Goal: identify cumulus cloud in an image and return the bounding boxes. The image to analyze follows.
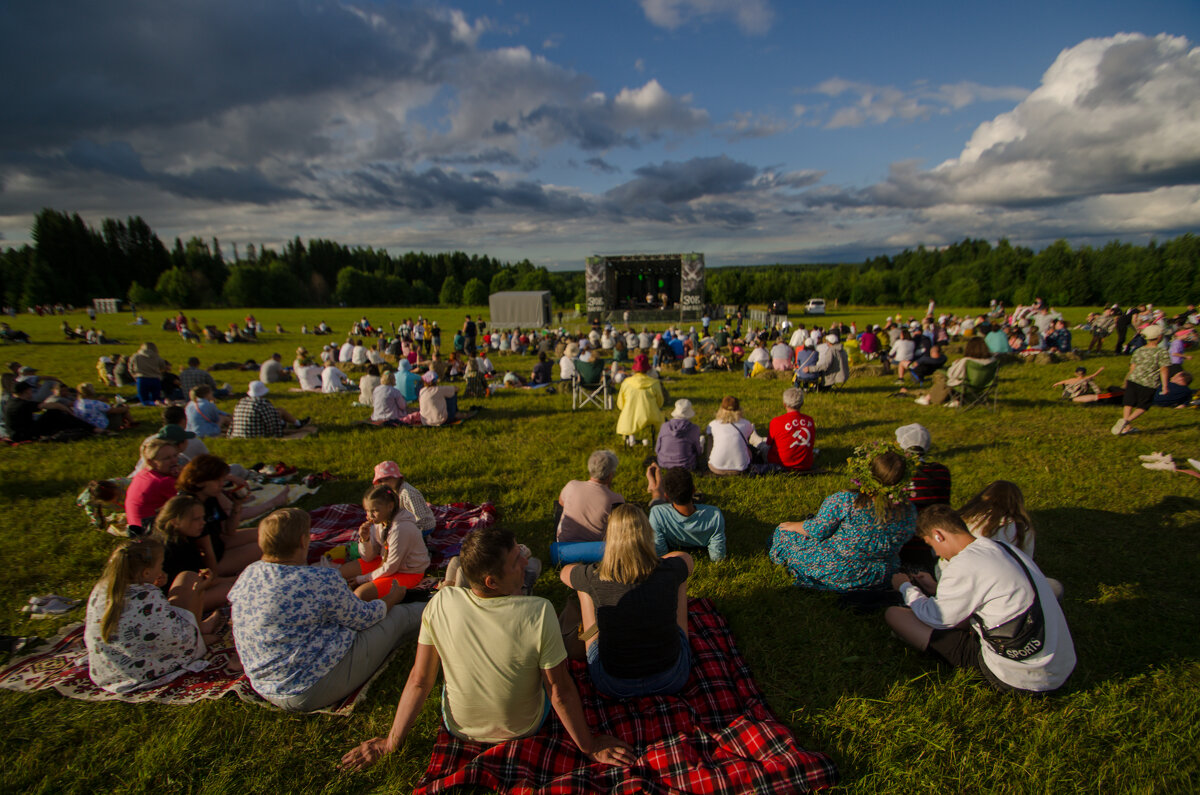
[810,77,1029,129]
[811,33,1200,211]
[639,0,773,35]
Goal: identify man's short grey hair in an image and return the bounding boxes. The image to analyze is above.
[587,449,619,481]
[782,387,804,409]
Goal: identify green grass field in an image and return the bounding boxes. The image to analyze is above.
[2,304,1198,794]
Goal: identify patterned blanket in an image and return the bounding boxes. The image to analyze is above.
[0,617,385,715]
[416,598,838,794]
[307,501,497,569]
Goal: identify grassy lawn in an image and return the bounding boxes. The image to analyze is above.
[1,304,1198,794]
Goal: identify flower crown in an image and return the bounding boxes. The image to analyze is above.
[845,440,918,504]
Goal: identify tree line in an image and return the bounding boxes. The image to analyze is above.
[1,209,1196,310]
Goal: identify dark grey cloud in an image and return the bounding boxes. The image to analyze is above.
[584,158,621,174]
[337,164,591,218]
[520,105,638,150]
[429,148,526,167]
[0,2,467,149]
[605,156,758,205]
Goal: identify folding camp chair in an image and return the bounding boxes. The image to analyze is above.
[572,358,612,410]
[954,360,999,410]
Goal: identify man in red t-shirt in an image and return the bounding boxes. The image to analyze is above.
[767,388,815,471]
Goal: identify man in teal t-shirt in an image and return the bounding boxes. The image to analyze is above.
[649,468,726,561]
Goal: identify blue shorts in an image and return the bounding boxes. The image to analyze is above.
[586,626,691,699]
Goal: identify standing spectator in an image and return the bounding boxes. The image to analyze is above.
[1113,324,1170,435]
[128,342,168,405]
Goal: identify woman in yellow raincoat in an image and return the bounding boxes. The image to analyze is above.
[616,354,665,446]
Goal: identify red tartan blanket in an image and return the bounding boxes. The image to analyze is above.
[307,501,498,569]
[416,598,838,794]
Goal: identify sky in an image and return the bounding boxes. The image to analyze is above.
[1,0,1198,269]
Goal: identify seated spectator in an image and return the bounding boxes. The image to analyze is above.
[84,537,221,694]
[560,505,694,698]
[341,525,632,770]
[896,424,950,511]
[908,344,947,384]
[889,330,916,381]
[885,505,1075,694]
[530,352,553,385]
[650,468,726,561]
[230,509,425,712]
[337,484,429,602]
[229,381,308,439]
[984,324,1012,355]
[395,359,421,402]
[769,444,917,591]
[915,337,994,406]
[74,382,131,430]
[371,461,436,533]
[154,495,239,608]
[357,364,381,406]
[952,480,1061,597]
[1154,370,1194,407]
[294,357,323,392]
[656,399,704,471]
[766,388,815,472]
[371,370,408,422]
[559,342,579,382]
[557,450,624,544]
[410,371,455,426]
[185,385,230,437]
[125,438,183,533]
[1043,319,1073,353]
[770,340,794,371]
[615,355,664,446]
[179,357,230,400]
[743,340,770,377]
[706,396,758,476]
[322,362,353,393]
[4,379,95,441]
[793,339,821,386]
[177,453,276,576]
[260,353,288,384]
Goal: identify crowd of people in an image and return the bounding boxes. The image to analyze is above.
[5,298,1196,775]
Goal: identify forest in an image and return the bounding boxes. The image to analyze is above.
[1,209,1196,310]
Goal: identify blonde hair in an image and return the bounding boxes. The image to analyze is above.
[713,395,742,425]
[597,504,659,584]
[98,538,164,642]
[258,508,310,558]
[380,370,395,386]
[140,437,177,467]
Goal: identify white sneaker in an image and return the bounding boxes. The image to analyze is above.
[914,395,930,405]
[625,435,636,447]
[1138,452,1171,462]
[946,399,961,408]
[1111,418,1127,435]
[1142,459,1176,472]
[642,439,650,446]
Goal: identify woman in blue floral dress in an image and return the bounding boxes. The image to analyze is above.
[769,443,917,591]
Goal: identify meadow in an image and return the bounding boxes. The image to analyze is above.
[1,304,1198,794]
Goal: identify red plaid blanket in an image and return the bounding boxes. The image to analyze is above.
[416,598,838,794]
[307,501,498,568]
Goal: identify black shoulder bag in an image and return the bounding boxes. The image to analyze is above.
[969,543,1046,661]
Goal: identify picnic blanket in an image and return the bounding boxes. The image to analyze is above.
[415,598,838,794]
[307,501,498,568]
[0,615,385,715]
[388,410,479,428]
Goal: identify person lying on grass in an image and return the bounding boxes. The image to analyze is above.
[85,537,223,694]
[885,504,1076,694]
[559,504,694,699]
[230,508,424,712]
[337,484,429,603]
[1053,366,1105,402]
[341,525,634,771]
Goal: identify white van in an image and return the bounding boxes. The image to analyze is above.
[805,298,826,315]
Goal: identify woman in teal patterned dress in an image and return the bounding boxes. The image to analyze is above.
[769,444,917,591]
